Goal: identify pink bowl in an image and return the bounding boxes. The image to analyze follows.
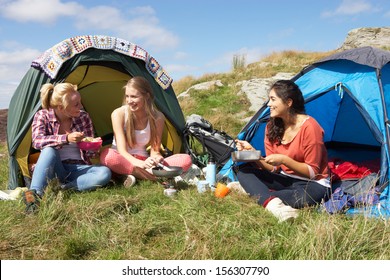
[77,138,102,151]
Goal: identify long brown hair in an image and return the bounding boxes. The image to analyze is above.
[266,80,306,145]
[123,76,160,150]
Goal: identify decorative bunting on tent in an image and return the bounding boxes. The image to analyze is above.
[92,35,115,49]
[31,35,173,89]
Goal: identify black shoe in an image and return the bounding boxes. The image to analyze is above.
[22,190,41,214]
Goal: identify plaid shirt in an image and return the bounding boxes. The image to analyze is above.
[31,108,95,163]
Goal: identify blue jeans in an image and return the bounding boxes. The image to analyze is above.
[30,147,112,196]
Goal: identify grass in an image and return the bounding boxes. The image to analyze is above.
[179,85,249,135]
[1,50,390,260]
[172,50,335,96]
[232,54,246,71]
[0,143,389,260]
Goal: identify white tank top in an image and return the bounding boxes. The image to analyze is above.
[112,106,150,157]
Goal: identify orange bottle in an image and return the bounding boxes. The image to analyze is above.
[214,182,230,198]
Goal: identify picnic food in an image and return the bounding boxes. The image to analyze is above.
[81,137,100,142]
[77,137,102,150]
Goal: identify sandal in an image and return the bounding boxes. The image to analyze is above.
[22,189,41,214]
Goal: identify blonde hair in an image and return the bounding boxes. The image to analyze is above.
[40,83,78,110]
[123,76,160,150]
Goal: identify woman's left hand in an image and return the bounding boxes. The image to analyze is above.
[144,157,157,169]
[153,154,164,164]
[264,154,285,166]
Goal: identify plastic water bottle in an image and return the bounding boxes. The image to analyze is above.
[206,154,216,191]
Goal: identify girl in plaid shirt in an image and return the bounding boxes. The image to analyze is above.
[23,83,111,213]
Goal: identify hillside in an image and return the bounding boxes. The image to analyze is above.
[173,27,390,135]
[2,27,389,144]
[0,109,6,143]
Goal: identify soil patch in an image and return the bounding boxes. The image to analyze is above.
[0,109,7,144]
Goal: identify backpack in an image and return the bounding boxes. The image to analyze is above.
[183,114,235,168]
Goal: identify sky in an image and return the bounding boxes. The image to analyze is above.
[0,0,389,109]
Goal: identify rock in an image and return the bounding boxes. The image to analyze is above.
[177,73,295,119]
[339,27,390,50]
[178,80,223,98]
[236,73,295,113]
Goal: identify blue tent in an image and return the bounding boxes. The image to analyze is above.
[219,46,390,218]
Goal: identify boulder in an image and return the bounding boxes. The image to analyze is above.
[339,27,390,50]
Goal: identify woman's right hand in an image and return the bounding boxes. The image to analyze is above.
[143,156,157,170]
[235,140,254,151]
[67,132,85,143]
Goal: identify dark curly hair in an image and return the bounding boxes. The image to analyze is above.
[266,80,306,145]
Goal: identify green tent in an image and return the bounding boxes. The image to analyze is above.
[7,35,186,189]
